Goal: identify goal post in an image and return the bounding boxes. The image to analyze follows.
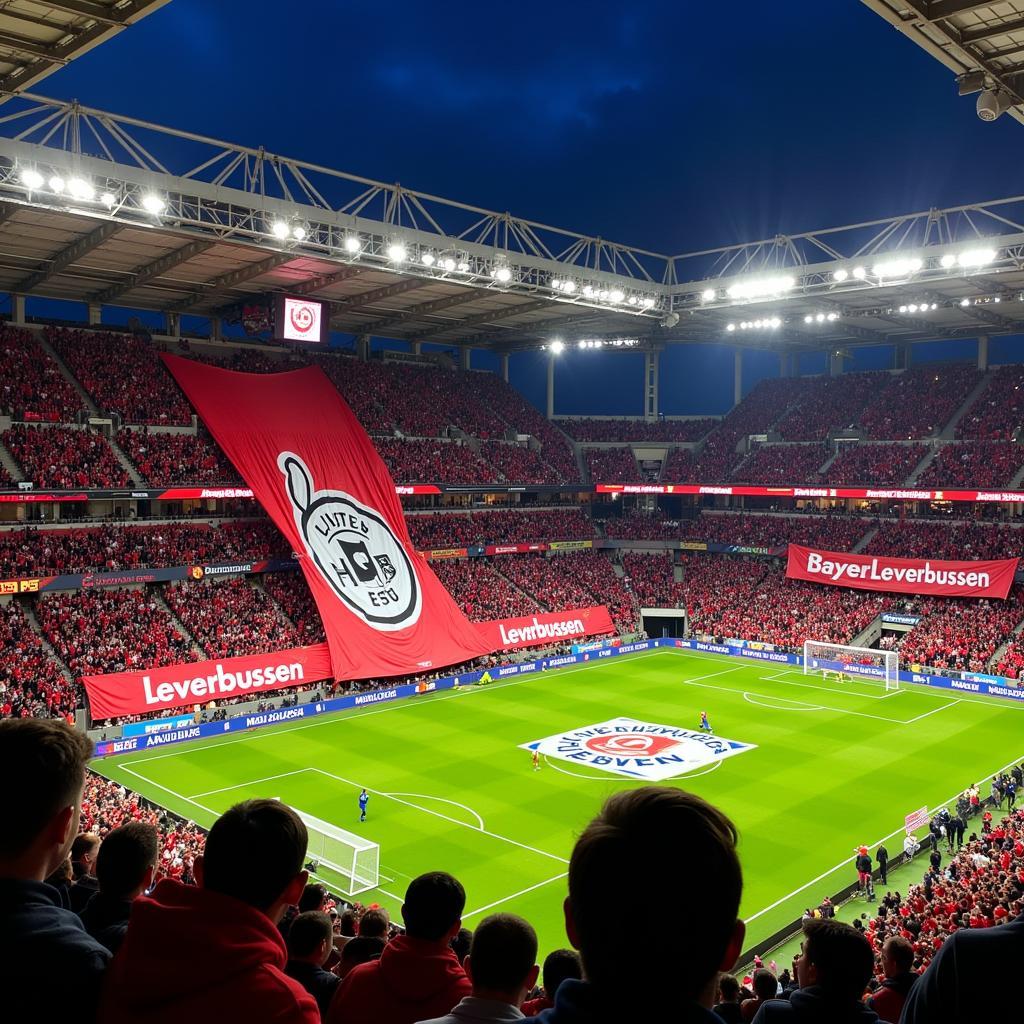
[293,808,380,896]
[802,640,899,691]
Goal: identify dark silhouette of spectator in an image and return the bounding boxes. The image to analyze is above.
[0,719,109,1021]
[524,787,745,1023]
[328,871,471,1024]
[68,831,101,913]
[80,822,158,953]
[865,936,916,1024]
[286,910,342,1018]
[98,798,318,1024]
[338,935,386,978]
[713,974,745,1024]
[521,949,582,1017]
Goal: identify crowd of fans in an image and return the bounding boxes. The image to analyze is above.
[47,327,194,426]
[478,440,565,485]
[583,446,639,484]
[622,550,681,607]
[404,508,592,549]
[661,446,698,481]
[4,425,130,489]
[0,325,84,422]
[917,440,1024,489]
[957,362,1024,440]
[374,438,495,484]
[118,430,240,486]
[561,417,716,442]
[775,372,887,441]
[866,518,1023,561]
[164,578,309,659]
[261,573,327,646]
[0,599,75,719]
[430,559,539,620]
[823,442,927,486]
[731,443,828,485]
[860,364,980,440]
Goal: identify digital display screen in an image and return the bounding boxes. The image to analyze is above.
[276,295,327,344]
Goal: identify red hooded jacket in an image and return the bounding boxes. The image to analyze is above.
[327,933,471,1024]
[97,878,318,1024]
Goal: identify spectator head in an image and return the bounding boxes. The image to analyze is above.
[797,920,874,1001]
[465,913,539,1006]
[71,833,100,878]
[0,719,93,881]
[95,823,159,900]
[287,911,333,967]
[881,935,915,979]
[358,906,390,939]
[540,948,582,998]
[565,787,744,1010]
[751,969,777,1000]
[338,935,385,978]
[401,871,466,943]
[194,799,307,922]
[298,882,328,913]
[338,908,358,938]
[451,926,473,965]
[717,974,741,1004]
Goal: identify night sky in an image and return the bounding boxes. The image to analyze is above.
[36,1,1024,415]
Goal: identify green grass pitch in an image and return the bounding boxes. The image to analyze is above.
[96,647,1024,958]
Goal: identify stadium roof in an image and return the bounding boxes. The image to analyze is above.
[864,1,1024,127]
[0,90,1024,356]
[0,1,169,98]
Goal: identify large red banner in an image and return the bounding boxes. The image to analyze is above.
[476,605,615,650]
[81,643,333,719]
[786,544,1018,599]
[162,355,491,681]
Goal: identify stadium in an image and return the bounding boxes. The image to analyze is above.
[3,2,1024,1022]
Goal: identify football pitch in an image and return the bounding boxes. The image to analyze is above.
[95,648,1024,957]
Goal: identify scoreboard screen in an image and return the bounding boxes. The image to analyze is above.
[275,295,327,344]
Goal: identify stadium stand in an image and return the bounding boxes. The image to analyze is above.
[118,430,241,485]
[404,508,592,549]
[822,442,927,486]
[560,417,716,442]
[661,446,697,481]
[583,446,638,483]
[621,550,681,607]
[261,572,327,645]
[46,327,194,426]
[865,519,1024,561]
[431,558,540,620]
[0,325,85,422]
[860,364,979,440]
[3,425,130,488]
[774,372,886,440]
[956,362,1024,440]
[374,437,496,484]
[730,443,827,485]
[917,440,1024,489]
[0,599,75,719]
[478,440,565,484]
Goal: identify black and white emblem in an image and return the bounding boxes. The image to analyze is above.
[279,452,421,630]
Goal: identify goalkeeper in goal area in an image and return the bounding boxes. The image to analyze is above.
[822,669,851,683]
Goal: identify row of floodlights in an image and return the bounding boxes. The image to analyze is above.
[540,338,640,353]
[18,168,166,214]
[700,248,1000,304]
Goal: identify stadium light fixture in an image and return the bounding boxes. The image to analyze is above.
[441,257,457,272]
[457,260,470,273]
[551,278,562,290]
[141,194,165,215]
[871,257,922,279]
[832,269,849,283]
[960,297,970,307]
[67,177,95,202]
[19,167,44,190]
[493,265,512,283]
[387,242,408,263]
[549,339,565,355]
[598,290,610,301]
[816,313,825,323]
[940,253,957,269]
[582,286,595,298]
[701,287,716,302]
[343,234,361,253]
[627,295,639,306]
[726,275,795,301]
[641,296,656,309]
[804,314,813,323]
[562,280,577,295]
[726,323,736,331]
[291,225,307,241]
[610,288,625,303]
[269,219,289,239]
[578,340,587,349]
[852,266,867,280]
[957,248,997,268]
[48,175,65,193]
[99,191,116,209]
[421,251,436,267]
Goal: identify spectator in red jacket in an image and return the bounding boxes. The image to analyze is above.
[328,871,471,1024]
[524,787,745,1024]
[98,798,318,1024]
[865,936,916,1024]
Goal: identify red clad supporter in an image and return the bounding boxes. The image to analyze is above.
[327,871,471,1024]
[4,425,129,488]
[823,443,927,486]
[562,417,716,442]
[860,364,979,440]
[0,326,84,422]
[775,372,887,441]
[0,599,74,719]
[261,573,327,645]
[622,551,682,608]
[917,441,1024,489]
[118,429,240,485]
[957,363,1024,440]
[866,519,1022,562]
[431,559,539,620]
[731,443,828,485]
[47,327,194,426]
[405,508,592,550]
[583,446,639,483]
[99,799,318,1024]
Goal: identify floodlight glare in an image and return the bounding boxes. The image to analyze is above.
[99,192,116,209]
[701,287,716,302]
[610,289,625,303]
[387,242,408,262]
[872,257,922,279]
[804,314,813,323]
[957,248,997,268]
[833,269,849,282]
[141,194,165,215]
[641,296,655,308]
[457,260,470,272]
[549,339,565,355]
[494,266,512,283]
[48,175,65,193]
[421,252,436,266]
[562,280,577,294]
[343,234,361,253]
[291,225,306,241]
[68,178,94,202]
[578,340,587,349]
[940,254,956,268]
[726,275,795,300]
[960,297,970,307]
[726,323,736,331]
[852,266,867,279]
[20,168,44,190]
[270,220,289,239]
[442,257,456,272]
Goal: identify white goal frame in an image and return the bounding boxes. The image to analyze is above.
[293,808,380,895]
[802,641,899,691]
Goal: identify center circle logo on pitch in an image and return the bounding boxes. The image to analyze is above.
[279,452,421,630]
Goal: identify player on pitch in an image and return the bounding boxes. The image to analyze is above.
[699,710,712,733]
[358,788,369,822]
[532,749,541,772]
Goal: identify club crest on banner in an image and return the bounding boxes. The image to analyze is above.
[279,452,422,631]
[521,716,756,781]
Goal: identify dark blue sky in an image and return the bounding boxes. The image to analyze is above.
[37,0,1024,415]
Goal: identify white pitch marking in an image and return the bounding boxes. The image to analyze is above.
[903,699,963,724]
[758,671,899,700]
[188,768,315,799]
[462,872,569,920]
[743,692,824,712]
[383,792,485,830]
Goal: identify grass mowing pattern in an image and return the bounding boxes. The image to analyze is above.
[95,648,1024,957]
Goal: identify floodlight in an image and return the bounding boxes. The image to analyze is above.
[641,296,655,308]
[940,254,956,268]
[978,89,1013,122]
[99,192,116,209]
[48,175,65,193]
[68,178,94,202]
[562,280,577,294]
[270,220,289,239]
[852,266,866,280]
[549,339,565,354]
[957,248,997,268]
[291,225,306,241]
[833,269,849,282]
[494,265,512,283]
[141,194,165,215]
[387,242,408,262]
[20,168,44,190]
[421,252,436,266]
[344,234,361,253]
[726,323,736,331]
[457,260,470,272]
[960,297,970,307]
[609,289,625,303]
[701,287,716,302]
[442,257,456,272]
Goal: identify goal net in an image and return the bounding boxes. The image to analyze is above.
[802,641,899,691]
[293,808,380,895]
